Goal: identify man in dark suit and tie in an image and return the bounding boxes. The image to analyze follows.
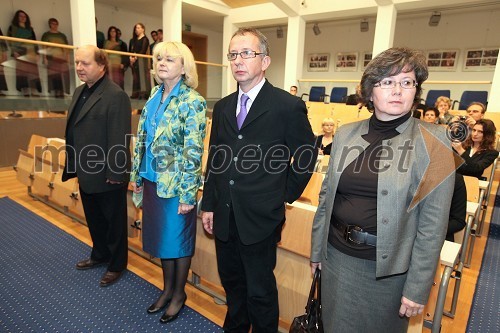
[63,45,131,287]
[201,28,316,332]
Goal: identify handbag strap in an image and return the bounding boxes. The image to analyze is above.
[306,268,321,311]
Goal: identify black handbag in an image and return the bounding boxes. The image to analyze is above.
[289,268,324,333]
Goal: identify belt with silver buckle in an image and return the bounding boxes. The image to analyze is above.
[332,221,377,247]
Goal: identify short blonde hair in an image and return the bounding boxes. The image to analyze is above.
[435,96,451,108]
[322,117,335,126]
[152,41,198,88]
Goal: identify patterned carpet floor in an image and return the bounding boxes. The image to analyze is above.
[466,194,500,333]
[0,196,223,333]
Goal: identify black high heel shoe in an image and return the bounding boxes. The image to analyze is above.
[159,301,186,323]
[146,298,171,314]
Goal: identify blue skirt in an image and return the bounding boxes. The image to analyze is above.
[141,179,196,259]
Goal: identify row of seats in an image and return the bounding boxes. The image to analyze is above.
[302,86,489,111]
[301,86,349,103]
[425,90,489,110]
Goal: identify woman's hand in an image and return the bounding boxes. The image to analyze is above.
[131,182,143,193]
[129,56,136,65]
[178,203,194,214]
[310,262,321,275]
[451,141,465,155]
[399,296,424,317]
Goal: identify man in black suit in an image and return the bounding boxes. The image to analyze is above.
[201,28,316,332]
[63,45,131,287]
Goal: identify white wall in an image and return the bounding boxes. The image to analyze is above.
[1,0,499,105]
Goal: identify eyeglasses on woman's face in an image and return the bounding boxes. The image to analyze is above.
[374,79,417,89]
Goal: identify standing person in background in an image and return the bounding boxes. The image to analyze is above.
[310,47,454,332]
[41,18,70,97]
[0,28,8,95]
[149,30,158,54]
[130,41,206,323]
[201,28,316,332]
[157,29,163,43]
[8,9,41,96]
[104,26,126,89]
[129,22,150,99]
[289,85,297,96]
[63,45,131,287]
[95,17,105,49]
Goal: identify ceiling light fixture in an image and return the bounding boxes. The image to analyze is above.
[313,23,321,36]
[360,19,369,32]
[429,11,441,27]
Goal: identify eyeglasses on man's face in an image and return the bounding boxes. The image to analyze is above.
[227,50,265,61]
[374,79,418,89]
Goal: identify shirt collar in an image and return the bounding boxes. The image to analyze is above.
[238,77,266,104]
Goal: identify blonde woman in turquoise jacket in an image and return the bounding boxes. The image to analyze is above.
[130,41,206,323]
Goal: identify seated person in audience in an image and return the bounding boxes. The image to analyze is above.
[423,107,439,124]
[412,103,426,119]
[314,117,334,155]
[446,173,467,242]
[435,96,453,125]
[289,85,297,96]
[453,119,498,179]
[452,101,486,129]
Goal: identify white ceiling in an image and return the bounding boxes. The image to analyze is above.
[95,0,500,33]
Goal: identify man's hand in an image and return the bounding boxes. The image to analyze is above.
[399,296,424,318]
[202,211,214,234]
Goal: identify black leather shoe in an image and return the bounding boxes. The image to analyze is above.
[76,258,107,270]
[160,302,185,324]
[99,271,123,287]
[147,299,171,314]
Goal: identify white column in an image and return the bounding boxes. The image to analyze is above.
[284,16,305,90]
[163,0,182,42]
[372,4,397,57]
[222,16,237,97]
[488,63,500,112]
[69,0,96,47]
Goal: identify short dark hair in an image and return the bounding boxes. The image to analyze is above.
[48,18,58,25]
[231,27,269,57]
[424,107,440,118]
[359,47,428,112]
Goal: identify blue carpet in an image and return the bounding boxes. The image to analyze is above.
[466,194,500,333]
[0,197,223,333]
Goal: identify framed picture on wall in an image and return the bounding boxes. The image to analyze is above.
[463,48,498,71]
[335,52,358,71]
[426,50,459,71]
[307,53,330,72]
[361,52,372,69]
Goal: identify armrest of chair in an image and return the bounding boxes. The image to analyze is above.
[300,93,309,101]
[452,100,460,109]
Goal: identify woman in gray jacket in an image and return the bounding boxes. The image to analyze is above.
[310,47,455,332]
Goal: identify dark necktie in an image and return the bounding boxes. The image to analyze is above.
[237,94,249,129]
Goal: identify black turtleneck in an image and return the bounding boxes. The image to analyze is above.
[328,111,411,260]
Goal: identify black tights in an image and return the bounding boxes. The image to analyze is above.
[152,256,191,315]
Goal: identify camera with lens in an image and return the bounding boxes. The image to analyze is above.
[459,115,467,121]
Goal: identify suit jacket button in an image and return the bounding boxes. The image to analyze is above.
[229,180,234,185]
[382,254,388,259]
[238,134,243,139]
[233,157,238,162]
[381,189,388,195]
[226,203,230,207]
